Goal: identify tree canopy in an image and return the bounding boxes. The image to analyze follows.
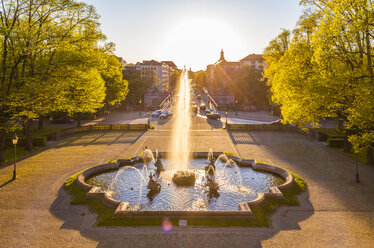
[264,0,374,156]
[0,0,128,160]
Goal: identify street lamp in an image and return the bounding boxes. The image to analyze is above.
[323,117,326,135]
[12,134,18,180]
[139,100,142,116]
[225,111,228,129]
[235,100,238,116]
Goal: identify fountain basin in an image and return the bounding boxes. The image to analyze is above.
[74,152,294,218]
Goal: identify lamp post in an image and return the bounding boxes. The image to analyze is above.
[12,134,18,180]
[147,111,150,128]
[235,100,238,116]
[139,100,142,116]
[225,111,228,129]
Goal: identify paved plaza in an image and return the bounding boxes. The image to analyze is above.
[0,112,373,247]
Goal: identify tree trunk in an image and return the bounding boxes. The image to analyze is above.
[26,119,33,150]
[367,147,373,165]
[343,137,352,153]
[38,117,43,129]
[22,120,26,135]
[0,134,5,163]
[77,114,81,127]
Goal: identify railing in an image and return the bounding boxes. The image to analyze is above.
[47,123,149,141]
[202,87,219,109]
[159,93,173,110]
[227,124,299,132]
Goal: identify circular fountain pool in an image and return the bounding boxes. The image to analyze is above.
[86,158,284,211]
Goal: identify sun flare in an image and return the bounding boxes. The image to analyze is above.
[162,16,243,70]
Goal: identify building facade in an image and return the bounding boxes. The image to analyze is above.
[138,60,174,92]
[239,53,265,71]
[206,49,241,92]
[116,56,127,69]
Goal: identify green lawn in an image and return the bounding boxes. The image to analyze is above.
[9,126,67,138]
[333,147,372,166]
[1,126,67,165]
[313,127,345,139]
[2,146,42,165]
[313,128,372,165]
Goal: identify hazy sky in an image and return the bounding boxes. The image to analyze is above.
[84,0,303,71]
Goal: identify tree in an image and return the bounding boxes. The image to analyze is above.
[0,0,119,159]
[193,70,208,90]
[169,70,181,90]
[230,66,269,106]
[123,68,145,106]
[264,0,374,162]
[101,54,129,108]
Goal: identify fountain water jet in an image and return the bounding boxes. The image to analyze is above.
[169,70,192,171]
[109,166,148,190]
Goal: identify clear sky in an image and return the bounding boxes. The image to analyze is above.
[84,0,303,71]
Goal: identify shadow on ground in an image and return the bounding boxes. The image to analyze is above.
[207,118,223,129]
[55,131,146,148]
[227,130,374,227]
[228,130,257,144]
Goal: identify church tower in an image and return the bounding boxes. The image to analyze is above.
[219,49,225,61]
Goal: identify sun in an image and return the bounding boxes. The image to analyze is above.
[161,16,243,70]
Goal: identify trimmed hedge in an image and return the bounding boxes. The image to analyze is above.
[327,138,344,148]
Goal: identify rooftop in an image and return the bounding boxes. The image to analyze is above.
[240,54,264,61]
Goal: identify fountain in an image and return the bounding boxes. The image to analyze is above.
[74,69,297,218]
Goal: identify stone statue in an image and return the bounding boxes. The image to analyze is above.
[205,157,216,176]
[147,174,161,192]
[154,157,165,173]
[204,176,220,198]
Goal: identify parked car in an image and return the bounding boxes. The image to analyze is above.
[206,112,221,120]
[151,110,162,117]
[51,116,74,124]
[205,109,213,115]
[159,112,173,119]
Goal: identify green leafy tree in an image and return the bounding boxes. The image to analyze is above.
[193,70,208,90]
[169,70,181,90]
[231,66,269,106]
[0,0,119,159]
[101,54,129,108]
[123,68,145,106]
[264,0,374,163]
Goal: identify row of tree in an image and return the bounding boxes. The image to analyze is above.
[193,67,269,107]
[264,0,374,162]
[0,0,129,162]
